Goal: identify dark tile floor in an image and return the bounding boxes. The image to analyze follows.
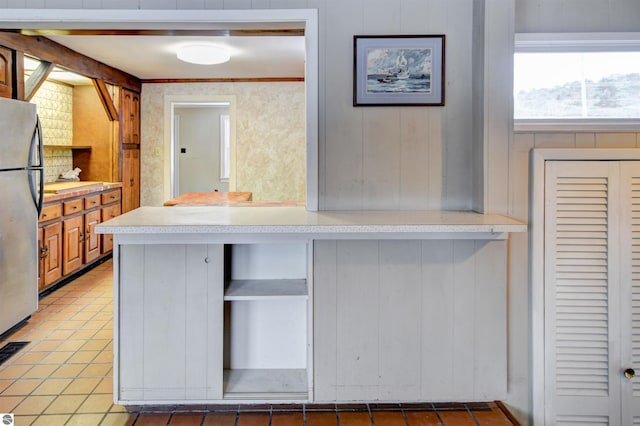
[0,260,519,425]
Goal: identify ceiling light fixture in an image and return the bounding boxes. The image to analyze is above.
[177,44,231,65]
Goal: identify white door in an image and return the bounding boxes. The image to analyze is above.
[544,160,639,425]
[619,162,640,424]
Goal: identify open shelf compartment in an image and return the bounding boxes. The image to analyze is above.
[223,243,310,400]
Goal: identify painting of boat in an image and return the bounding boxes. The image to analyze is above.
[366,47,432,94]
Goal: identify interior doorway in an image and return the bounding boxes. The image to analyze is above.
[171,101,232,197]
[0,8,319,210]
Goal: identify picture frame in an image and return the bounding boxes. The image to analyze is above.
[353,35,445,106]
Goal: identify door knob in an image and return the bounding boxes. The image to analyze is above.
[624,368,635,379]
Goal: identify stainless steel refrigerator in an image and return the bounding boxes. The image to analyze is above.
[0,97,43,336]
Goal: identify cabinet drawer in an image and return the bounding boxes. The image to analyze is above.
[39,203,62,222]
[101,189,121,204]
[84,194,101,210]
[101,204,121,222]
[63,198,84,215]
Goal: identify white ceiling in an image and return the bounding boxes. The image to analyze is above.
[44,34,305,82]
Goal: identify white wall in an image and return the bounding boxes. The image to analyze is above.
[175,106,229,194]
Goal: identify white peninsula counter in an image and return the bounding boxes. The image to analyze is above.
[96,206,526,405]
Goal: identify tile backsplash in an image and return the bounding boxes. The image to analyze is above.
[31,80,74,183]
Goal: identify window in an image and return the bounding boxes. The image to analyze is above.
[514,33,640,130]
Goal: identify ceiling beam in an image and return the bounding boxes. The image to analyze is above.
[0,31,141,91]
[92,78,119,122]
[24,59,53,102]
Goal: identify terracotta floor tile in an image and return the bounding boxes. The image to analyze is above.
[79,363,111,377]
[271,412,303,426]
[169,413,207,425]
[203,412,237,426]
[0,379,12,393]
[31,414,71,425]
[70,329,98,340]
[472,409,513,425]
[1,378,43,396]
[62,377,101,394]
[31,378,73,396]
[21,364,58,379]
[70,311,97,321]
[49,363,86,378]
[436,411,475,425]
[65,413,107,425]
[14,415,38,425]
[404,411,442,426]
[28,340,63,352]
[100,412,138,426]
[55,339,89,352]
[338,411,373,426]
[93,377,113,394]
[76,393,114,413]
[57,320,89,330]
[0,365,32,379]
[80,339,110,351]
[136,413,172,425]
[11,351,48,365]
[12,395,56,415]
[39,350,75,364]
[66,350,100,363]
[43,394,88,414]
[237,412,271,426]
[305,411,338,426]
[0,395,25,412]
[371,411,407,426]
[94,329,114,340]
[93,350,113,363]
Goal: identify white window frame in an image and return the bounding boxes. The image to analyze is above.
[220,114,230,182]
[514,32,640,132]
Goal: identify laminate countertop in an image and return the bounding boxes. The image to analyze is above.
[96,206,527,241]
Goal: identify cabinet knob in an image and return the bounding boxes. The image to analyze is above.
[204,257,210,263]
[624,368,635,379]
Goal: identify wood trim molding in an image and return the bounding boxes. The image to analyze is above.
[0,31,141,91]
[143,77,304,84]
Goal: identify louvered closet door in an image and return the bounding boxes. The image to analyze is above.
[544,161,622,425]
[620,162,640,424]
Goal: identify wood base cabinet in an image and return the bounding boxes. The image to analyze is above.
[39,187,121,293]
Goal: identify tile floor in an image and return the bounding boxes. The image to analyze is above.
[0,259,519,426]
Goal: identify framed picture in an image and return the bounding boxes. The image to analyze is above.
[353,35,445,106]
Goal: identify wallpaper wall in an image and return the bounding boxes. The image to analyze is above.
[31,80,74,183]
[141,81,306,206]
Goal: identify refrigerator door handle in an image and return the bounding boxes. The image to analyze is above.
[28,116,44,216]
[29,116,44,169]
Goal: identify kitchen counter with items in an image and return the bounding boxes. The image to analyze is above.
[38,181,122,293]
[96,206,526,406]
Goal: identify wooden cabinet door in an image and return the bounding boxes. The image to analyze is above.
[101,203,121,254]
[121,148,140,214]
[121,88,140,145]
[84,209,101,264]
[42,221,63,287]
[63,215,83,275]
[0,46,12,99]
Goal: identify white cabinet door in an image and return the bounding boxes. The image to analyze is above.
[619,163,640,424]
[544,160,639,425]
[117,244,224,402]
